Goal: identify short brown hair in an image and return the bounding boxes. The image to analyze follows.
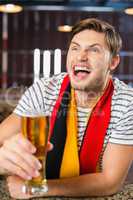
[71,18,122,57]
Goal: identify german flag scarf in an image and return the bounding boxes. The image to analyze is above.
[46,75,114,179]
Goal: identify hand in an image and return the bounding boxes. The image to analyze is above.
[7,176,33,199]
[0,133,53,179]
[0,133,40,180]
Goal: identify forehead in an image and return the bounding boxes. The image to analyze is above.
[71,29,107,47]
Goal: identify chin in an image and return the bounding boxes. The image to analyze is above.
[71,80,103,93]
[71,81,89,91]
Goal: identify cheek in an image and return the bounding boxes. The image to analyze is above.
[94,57,109,70]
[66,54,73,69]
[66,59,70,72]
[93,64,107,77]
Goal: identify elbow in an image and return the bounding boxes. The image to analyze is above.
[104,184,122,196]
[103,175,124,196]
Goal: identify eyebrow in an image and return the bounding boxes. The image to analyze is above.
[71,41,103,48]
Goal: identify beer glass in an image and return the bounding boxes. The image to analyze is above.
[21,116,49,195]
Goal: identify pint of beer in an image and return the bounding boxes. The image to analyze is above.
[21,116,49,195]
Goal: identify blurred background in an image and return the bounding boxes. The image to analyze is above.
[0,0,133,114]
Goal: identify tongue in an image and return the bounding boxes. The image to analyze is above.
[76,72,89,79]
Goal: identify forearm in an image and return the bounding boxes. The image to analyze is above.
[47,173,121,197]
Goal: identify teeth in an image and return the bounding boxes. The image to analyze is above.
[74,66,90,73]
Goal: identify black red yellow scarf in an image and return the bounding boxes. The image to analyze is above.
[46,75,114,179]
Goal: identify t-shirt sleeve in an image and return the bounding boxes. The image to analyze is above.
[13,79,48,117]
[109,101,133,145]
[13,73,67,117]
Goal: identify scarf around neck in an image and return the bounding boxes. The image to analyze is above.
[46,75,114,179]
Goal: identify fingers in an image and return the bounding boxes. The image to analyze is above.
[0,133,54,180]
[0,134,41,180]
[6,133,36,154]
[4,136,42,170]
[1,157,32,180]
[0,147,40,180]
[47,141,53,151]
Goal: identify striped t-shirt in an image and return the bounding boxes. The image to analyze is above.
[14,73,133,149]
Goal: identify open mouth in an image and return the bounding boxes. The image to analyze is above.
[73,66,91,78]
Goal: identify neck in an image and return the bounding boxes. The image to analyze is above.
[75,76,111,108]
[75,90,100,108]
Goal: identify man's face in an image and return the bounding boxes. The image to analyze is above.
[66,30,113,92]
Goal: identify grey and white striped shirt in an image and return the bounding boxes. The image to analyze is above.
[14,73,133,149]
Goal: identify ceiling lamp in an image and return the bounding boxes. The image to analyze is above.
[58,25,72,32]
[0,4,23,13]
[125,7,133,15]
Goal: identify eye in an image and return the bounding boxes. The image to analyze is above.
[90,47,100,52]
[71,46,79,51]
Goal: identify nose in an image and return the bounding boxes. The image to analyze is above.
[77,49,88,62]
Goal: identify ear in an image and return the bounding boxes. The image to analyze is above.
[109,54,120,72]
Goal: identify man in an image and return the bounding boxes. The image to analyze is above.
[0,18,132,199]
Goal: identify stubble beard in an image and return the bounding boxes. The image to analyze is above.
[70,77,105,95]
